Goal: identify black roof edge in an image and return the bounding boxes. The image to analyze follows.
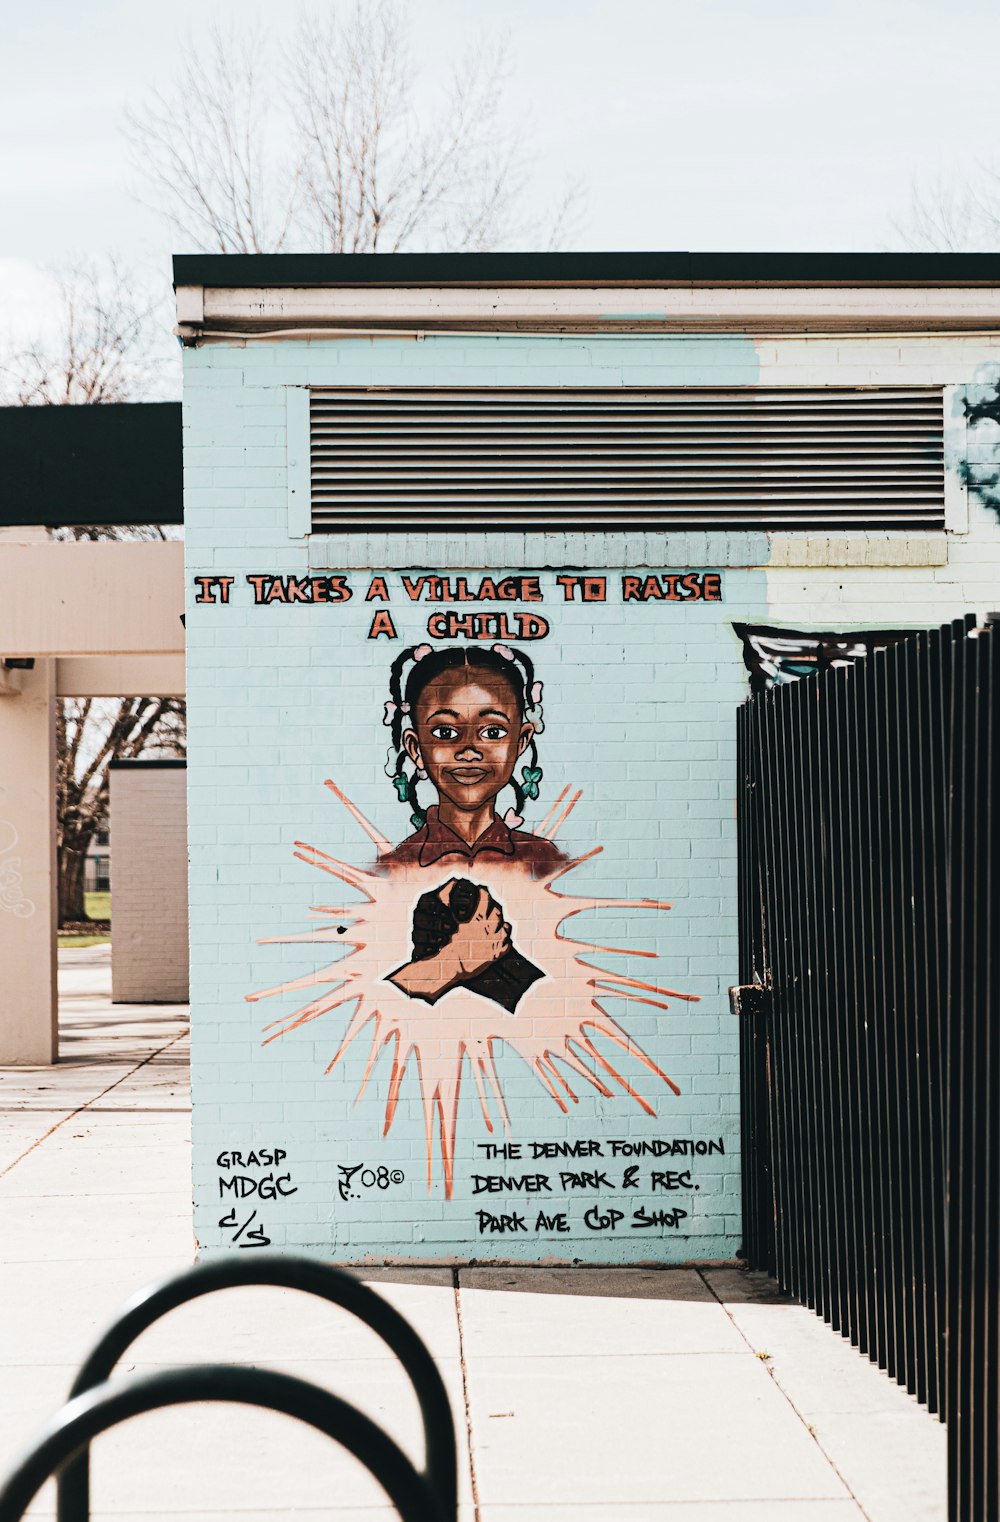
[173,250,1000,289]
[109,758,187,769]
[0,402,183,528]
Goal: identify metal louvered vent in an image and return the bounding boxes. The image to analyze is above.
[309,387,946,531]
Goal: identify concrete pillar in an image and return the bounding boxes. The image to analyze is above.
[0,658,57,1062]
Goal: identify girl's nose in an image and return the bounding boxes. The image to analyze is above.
[456,741,483,759]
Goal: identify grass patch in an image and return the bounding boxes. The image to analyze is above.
[58,934,111,949]
[85,890,111,921]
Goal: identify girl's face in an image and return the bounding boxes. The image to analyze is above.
[403,668,532,818]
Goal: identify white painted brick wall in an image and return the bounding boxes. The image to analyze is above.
[111,764,189,1003]
[183,327,1000,1264]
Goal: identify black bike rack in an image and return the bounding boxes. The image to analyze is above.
[0,1254,456,1522]
[0,1365,444,1522]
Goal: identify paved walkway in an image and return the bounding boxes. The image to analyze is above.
[0,946,945,1520]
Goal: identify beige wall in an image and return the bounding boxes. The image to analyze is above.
[110,764,189,1003]
[56,656,185,698]
[0,541,184,657]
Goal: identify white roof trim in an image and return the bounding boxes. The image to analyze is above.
[175,283,1000,338]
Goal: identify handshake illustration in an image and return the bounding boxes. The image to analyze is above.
[387,877,544,1013]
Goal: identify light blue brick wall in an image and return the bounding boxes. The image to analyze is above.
[185,334,774,1263]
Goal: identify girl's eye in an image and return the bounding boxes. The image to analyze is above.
[480,725,509,741]
[430,725,460,740]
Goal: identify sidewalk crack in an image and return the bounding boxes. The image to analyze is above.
[0,1027,188,1181]
[697,1268,873,1521]
[453,1266,482,1522]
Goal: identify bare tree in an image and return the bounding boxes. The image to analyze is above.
[893,168,1000,252]
[0,260,165,406]
[288,6,520,252]
[124,2,577,254]
[1,261,185,925]
[123,26,297,255]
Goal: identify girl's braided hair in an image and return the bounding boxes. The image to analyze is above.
[385,644,543,830]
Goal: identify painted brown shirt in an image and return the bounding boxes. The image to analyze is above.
[379,805,567,877]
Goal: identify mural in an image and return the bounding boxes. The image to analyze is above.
[247,635,699,1198]
[732,623,914,693]
[184,558,746,1259]
[380,643,561,876]
[961,375,1000,520]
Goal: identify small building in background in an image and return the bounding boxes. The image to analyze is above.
[109,759,188,1003]
[83,827,110,895]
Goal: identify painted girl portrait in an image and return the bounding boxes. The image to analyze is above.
[378,642,567,877]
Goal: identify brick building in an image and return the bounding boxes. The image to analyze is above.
[176,252,1000,1263]
[109,759,189,1003]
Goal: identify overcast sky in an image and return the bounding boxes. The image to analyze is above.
[3,0,999,360]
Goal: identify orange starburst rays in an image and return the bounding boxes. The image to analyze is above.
[247,782,697,1197]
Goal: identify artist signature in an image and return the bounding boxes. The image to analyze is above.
[218,1207,271,1248]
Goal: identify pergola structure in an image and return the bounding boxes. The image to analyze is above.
[0,403,184,1061]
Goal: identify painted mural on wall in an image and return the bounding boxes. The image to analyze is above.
[246,631,702,1197]
[732,623,914,693]
[960,373,1000,521]
[192,565,737,1254]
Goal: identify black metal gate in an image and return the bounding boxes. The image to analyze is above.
[735,615,998,1522]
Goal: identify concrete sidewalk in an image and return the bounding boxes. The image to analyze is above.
[0,946,945,1520]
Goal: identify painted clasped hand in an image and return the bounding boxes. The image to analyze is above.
[388,880,510,1003]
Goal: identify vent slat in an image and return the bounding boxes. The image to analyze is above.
[312,469,943,484]
[313,443,942,454]
[308,386,946,532]
[313,493,944,506]
[311,423,942,436]
[313,514,945,528]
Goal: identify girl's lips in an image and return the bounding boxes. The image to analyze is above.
[445,766,490,784]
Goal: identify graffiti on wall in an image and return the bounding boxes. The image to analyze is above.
[961,375,1000,521]
[0,821,35,919]
[732,623,915,694]
[201,569,724,1197]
